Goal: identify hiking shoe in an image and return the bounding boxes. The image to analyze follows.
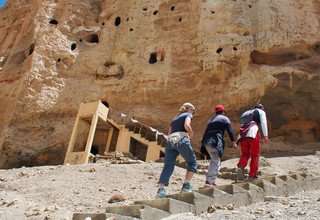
[156,188,166,199]
[247,175,258,182]
[181,182,193,192]
[204,181,217,188]
[237,167,246,181]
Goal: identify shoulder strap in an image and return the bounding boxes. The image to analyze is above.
[252,109,260,124]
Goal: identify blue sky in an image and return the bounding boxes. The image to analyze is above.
[0,0,8,7]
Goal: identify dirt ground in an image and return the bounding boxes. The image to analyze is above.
[0,148,320,220]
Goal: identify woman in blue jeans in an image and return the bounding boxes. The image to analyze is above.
[156,103,198,199]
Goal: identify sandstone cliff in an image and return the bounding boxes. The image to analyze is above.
[0,0,319,168]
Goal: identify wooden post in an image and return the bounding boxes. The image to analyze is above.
[104,127,114,154]
[66,117,80,153]
[83,113,99,163]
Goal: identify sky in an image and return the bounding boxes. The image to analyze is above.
[0,0,8,8]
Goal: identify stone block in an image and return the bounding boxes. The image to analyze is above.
[233,182,266,203]
[166,192,215,214]
[134,198,191,215]
[72,213,138,220]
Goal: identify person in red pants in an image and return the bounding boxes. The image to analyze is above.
[237,104,269,181]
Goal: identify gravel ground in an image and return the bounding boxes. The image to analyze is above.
[0,151,319,220]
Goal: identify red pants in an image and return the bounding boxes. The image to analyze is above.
[237,135,260,177]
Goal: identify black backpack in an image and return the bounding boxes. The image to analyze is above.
[239,109,259,125]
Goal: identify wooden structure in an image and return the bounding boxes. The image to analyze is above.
[64,100,166,165]
[64,101,109,164]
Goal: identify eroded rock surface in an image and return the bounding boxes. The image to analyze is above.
[0,0,319,168]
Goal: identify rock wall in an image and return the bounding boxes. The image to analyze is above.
[0,0,319,168]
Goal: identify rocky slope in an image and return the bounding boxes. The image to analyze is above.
[0,150,319,219]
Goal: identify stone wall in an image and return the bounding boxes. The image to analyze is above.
[0,0,319,168]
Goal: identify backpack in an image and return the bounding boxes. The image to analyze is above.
[239,109,257,125]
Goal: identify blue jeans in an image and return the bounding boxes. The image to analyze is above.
[159,136,197,185]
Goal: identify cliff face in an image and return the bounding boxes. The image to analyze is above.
[0,0,319,168]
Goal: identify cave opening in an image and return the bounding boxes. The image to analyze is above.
[216,47,223,54]
[115,16,121,26]
[250,50,305,65]
[102,101,109,108]
[84,34,99,43]
[71,43,77,51]
[49,19,58,25]
[29,43,35,55]
[149,52,157,64]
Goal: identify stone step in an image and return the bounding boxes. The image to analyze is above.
[105,204,170,220]
[195,184,252,206]
[233,182,265,203]
[134,198,192,215]
[72,213,138,220]
[166,191,215,214]
[253,177,288,197]
[73,174,320,219]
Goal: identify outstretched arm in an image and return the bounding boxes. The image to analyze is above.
[259,110,269,143]
[167,126,172,135]
[226,123,237,147]
[184,116,194,139]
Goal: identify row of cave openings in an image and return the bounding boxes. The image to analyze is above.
[49,18,98,63]
[49,16,166,65]
[49,18,99,45]
[46,2,254,65]
[111,5,181,33]
[110,3,254,32]
[216,46,239,54]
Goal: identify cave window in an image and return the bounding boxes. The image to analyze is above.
[211,10,215,14]
[57,58,61,62]
[130,28,133,31]
[149,52,157,64]
[216,47,223,54]
[115,16,121,26]
[143,8,147,11]
[71,43,77,51]
[148,49,165,64]
[249,5,252,8]
[126,17,129,22]
[171,6,175,11]
[179,17,182,22]
[102,22,105,26]
[153,10,158,15]
[84,34,99,43]
[90,146,99,155]
[49,19,58,25]
[313,44,320,54]
[29,43,35,55]
[104,60,115,67]
[233,47,238,51]
[79,39,83,42]
[102,101,109,108]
